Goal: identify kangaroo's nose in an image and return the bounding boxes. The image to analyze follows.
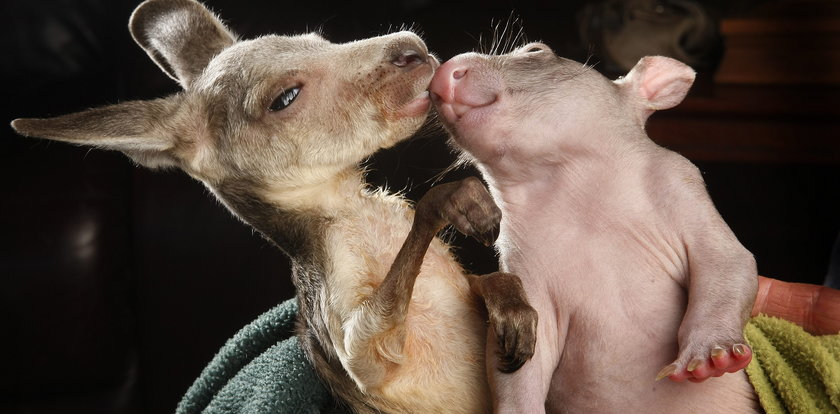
[391,49,427,68]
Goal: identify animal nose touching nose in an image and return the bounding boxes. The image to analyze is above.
[430,61,468,97]
[429,58,499,122]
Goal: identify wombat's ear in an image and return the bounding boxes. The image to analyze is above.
[616,56,695,114]
[130,0,236,89]
[10,97,185,169]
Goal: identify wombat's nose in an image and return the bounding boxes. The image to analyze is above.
[429,60,466,104]
[429,59,468,99]
[392,49,427,68]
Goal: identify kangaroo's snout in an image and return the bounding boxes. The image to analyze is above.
[382,33,435,71]
[391,47,440,72]
[391,49,426,68]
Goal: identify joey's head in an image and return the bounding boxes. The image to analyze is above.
[11,0,436,190]
[430,44,694,174]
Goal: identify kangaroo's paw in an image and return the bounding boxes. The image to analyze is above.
[472,272,538,373]
[433,177,501,246]
[656,342,752,383]
[490,294,538,373]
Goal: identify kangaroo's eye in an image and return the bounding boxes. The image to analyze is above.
[269,86,301,112]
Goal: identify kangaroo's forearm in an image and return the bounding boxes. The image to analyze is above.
[342,211,441,388]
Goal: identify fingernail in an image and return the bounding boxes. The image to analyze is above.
[655,364,677,381]
[711,346,726,359]
[733,344,747,356]
[687,359,703,372]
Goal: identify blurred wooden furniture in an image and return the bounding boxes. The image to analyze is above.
[647,0,840,164]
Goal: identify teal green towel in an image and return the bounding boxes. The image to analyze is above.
[179,302,840,413]
[176,299,346,414]
[745,315,840,414]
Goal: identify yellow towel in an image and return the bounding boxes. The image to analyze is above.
[745,315,840,414]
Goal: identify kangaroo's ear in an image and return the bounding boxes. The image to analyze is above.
[130,0,236,89]
[11,97,186,169]
[615,56,695,120]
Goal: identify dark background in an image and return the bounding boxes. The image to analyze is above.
[1,0,838,412]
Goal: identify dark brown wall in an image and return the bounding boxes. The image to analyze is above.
[1,0,837,413]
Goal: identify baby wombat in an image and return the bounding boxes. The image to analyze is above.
[431,45,760,413]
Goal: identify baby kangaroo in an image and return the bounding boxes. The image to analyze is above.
[11,0,536,412]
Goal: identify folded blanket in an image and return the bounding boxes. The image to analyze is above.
[745,315,840,414]
[178,300,840,413]
[176,298,345,414]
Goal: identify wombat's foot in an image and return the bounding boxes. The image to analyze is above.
[468,272,538,373]
[416,177,500,245]
[656,343,752,383]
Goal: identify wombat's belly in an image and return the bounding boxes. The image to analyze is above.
[541,261,760,413]
[547,364,760,413]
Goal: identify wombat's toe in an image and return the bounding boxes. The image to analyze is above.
[659,343,752,382]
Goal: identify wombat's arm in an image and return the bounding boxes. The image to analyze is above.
[665,275,839,383]
[656,169,758,383]
[754,276,840,335]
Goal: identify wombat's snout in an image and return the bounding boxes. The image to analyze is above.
[430,55,500,124]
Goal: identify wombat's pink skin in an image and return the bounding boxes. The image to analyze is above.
[430,45,761,413]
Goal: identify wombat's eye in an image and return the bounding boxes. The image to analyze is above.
[269,86,301,112]
[523,43,551,54]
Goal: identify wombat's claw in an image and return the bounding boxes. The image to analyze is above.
[655,364,678,381]
[657,343,752,382]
